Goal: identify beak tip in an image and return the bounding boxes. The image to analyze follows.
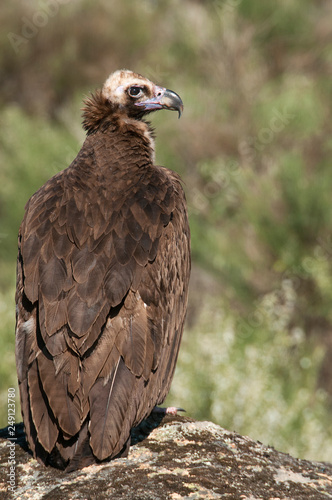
[135,87,184,117]
[161,88,184,118]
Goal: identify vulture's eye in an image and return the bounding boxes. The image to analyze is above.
[128,86,143,98]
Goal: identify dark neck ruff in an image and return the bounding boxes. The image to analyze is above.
[82,90,155,143]
[82,90,116,135]
[82,90,156,165]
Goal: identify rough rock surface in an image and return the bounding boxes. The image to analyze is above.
[0,416,331,499]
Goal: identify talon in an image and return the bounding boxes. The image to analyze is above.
[166,406,186,415]
[152,406,186,415]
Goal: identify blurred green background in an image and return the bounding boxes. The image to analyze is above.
[1,0,332,462]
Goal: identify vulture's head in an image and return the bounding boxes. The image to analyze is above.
[102,69,183,120]
[83,69,183,134]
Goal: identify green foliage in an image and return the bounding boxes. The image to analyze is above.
[169,282,332,462]
[1,0,332,462]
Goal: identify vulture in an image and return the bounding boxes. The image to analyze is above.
[15,69,190,472]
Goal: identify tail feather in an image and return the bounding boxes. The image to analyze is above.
[89,357,136,460]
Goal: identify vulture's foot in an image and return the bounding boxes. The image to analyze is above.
[152,406,186,416]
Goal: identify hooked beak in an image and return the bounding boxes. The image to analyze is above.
[135,87,184,118]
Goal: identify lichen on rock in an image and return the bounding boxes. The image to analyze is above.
[0,416,331,499]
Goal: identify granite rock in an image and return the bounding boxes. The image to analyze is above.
[0,416,331,499]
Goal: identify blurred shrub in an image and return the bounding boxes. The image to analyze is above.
[168,276,332,462]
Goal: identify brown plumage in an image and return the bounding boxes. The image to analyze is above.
[15,69,190,471]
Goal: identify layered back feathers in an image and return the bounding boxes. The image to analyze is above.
[15,70,190,471]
